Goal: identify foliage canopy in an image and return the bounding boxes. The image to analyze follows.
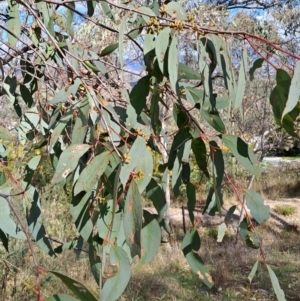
[0,1,300,300]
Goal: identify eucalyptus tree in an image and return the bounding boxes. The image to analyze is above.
[1,1,300,301]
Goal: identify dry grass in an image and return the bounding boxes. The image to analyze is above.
[252,163,300,200]
[1,217,300,301]
[1,163,300,301]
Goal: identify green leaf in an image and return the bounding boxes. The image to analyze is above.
[66,3,75,36]
[101,108,121,146]
[119,136,146,186]
[234,46,247,108]
[222,135,259,175]
[97,200,122,244]
[140,210,161,264]
[71,191,94,241]
[239,218,261,249]
[150,92,162,135]
[0,188,26,240]
[182,230,214,289]
[46,294,79,301]
[24,155,41,185]
[172,140,191,197]
[74,152,110,195]
[100,1,114,20]
[134,147,153,193]
[2,75,17,104]
[166,2,187,20]
[225,205,236,223]
[0,228,9,252]
[249,58,263,81]
[245,190,270,224]
[54,238,83,254]
[266,264,287,301]
[130,76,150,116]
[7,0,21,47]
[49,108,73,150]
[124,180,143,258]
[145,179,167,223]
[168,128,191,170]
[119,16,127,69]
[201,108,225,133]
[178,63,201,80]
[186,182,196,225]
[281,60,300,120]
[168,34,179,93]
[49,271,97,301]
[0,126,13,141]
[101,246,131,301]
[138,6,156,23]
[209,140,224,188]
[72,98,89,144]
[217,222,226,242]
[20,84,34,108]
[89,244,101,286]
[100,43,119,57]
[18,106,40,143]
[52,144,91,184]
[24,185,56,257]
[87,1,97,17]
[248,260,258,283]
[155,27,171,74]
[51,78,81,104]
[191,137,209,177]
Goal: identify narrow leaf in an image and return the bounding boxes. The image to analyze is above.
[191,137,209,177]
[124,180,143,258]
[155,27,171,74]
[0,188,26,240]
[130,76,150,116]
[217,222,226,242]
[87,1,97,17]
[49,271,97,301]
[71,192,94,241]
[178,63,201,80]
[119,17,127,69]
[0,228,9,252]
[168,34,179,93]
[249,58,263,81]
[222,135,259,175]
[119,136,146,186]
[52,144,91,184]
[248,260,258,283]
[138,6,156,23]
[74,151,110,195]
[166,2,187,20]
[0,126,13,141]
[186,182,196,225]
[101,246,131,301]
[182,230,214,289]
[245,190,270,224]
[100,1,114,20]
[266,264,287,301]
[72,98,89,144]
[140,210,161,264]
[282,60,300,120]
[7,0,21,47]
[234,46,247,108]
[24,185,56,257]
[145,179,167,222]
[100,43,119,57]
